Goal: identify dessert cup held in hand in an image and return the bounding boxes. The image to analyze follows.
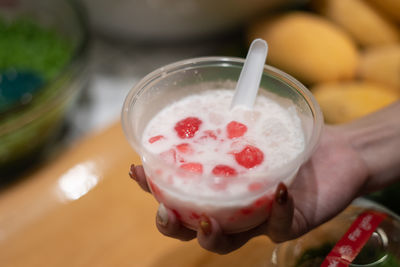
[121,57,323,233]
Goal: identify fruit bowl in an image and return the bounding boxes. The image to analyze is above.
[0,0,89,178]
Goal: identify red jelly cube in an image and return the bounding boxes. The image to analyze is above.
[174,117,202,139]
[180,162,203,174]
[234,145,264,169]
[176,143,193,154]
[148,135,164,143]
[212,165,238,177]
[226,121,247,139]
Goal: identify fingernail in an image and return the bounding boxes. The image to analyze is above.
[199,216,212,236]
[275,182,288,205]
[156,203,169,227]
[129,164,137,181]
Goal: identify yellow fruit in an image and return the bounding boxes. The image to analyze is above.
[366,0,400,23]
[358,45,400,94]
[247,12,359,85]
[316,0,399,47]
[312,81,398,124]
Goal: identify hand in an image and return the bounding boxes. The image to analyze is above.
[129,125,369,254]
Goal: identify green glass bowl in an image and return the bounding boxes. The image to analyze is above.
[0,0,89,179]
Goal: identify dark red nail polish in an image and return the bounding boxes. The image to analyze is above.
[275,182,288,205]
[129,164,137,181]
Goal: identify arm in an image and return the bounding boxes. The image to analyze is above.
[280,101,400,244]
[340,101,400,193]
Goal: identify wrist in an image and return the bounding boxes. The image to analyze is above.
[338,102,400,193]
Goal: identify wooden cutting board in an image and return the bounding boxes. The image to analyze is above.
[0,122,276,267]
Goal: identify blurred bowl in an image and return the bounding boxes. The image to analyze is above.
[81,0,306,42]
[0,0,89,178]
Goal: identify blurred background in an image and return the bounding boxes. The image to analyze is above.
[0,0,399,266]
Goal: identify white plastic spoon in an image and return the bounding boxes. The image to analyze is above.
[230,38,268,110]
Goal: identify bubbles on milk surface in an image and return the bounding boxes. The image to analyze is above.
[142,89,305,193]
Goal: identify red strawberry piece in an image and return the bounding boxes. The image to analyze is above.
[226,121,247,139]
[174,117,202,139]
[234,145,264,168]
[180,162,203,174]
[176,143,193,154]
[248,182,262,192]
[212,165,238,177]
[148,135,164,143]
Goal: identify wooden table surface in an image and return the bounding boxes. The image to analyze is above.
[0,122,276,267]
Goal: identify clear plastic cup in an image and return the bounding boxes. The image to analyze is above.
[273,199,400,267]
[121,57,323,233]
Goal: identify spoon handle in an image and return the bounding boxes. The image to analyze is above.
[230,39,268,110]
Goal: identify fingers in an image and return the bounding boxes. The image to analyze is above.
[129,164,296,251]
[195,183,295,254]
[265,182,295,243]
[129,164,151,193]
[197,216,238,254]
[197,217,268,255]
[129,165,196,241]
[155,204,197,241]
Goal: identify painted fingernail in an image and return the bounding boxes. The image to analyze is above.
[275,182,288,205]
[129,164,137,181]
[156,203,169,227]
[199,216,212,236]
